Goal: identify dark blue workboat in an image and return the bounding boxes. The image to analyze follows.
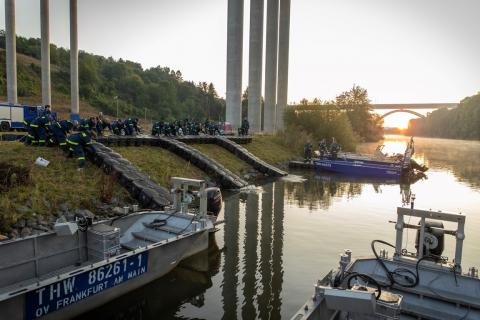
[313,158,403,178]
[312,137,426,178]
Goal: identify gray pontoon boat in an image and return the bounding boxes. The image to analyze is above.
[0,177,221,320]
[292,207,479,320]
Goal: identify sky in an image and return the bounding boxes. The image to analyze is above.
[0,0,479,107]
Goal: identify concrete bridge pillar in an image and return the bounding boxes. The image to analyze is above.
[70,0,79,115]
[276,0,290,131]
[40,0,51,107]
[247,0,264,133]
[263,0,279,134]
[5,0,17,104]
[226,0,244,130]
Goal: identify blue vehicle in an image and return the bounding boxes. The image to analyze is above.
[0,103,54,131]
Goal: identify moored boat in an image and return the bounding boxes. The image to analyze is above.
[0,177,221,320]
[314,158,403,178]
[314,137,427,178]
[291,206,480,320]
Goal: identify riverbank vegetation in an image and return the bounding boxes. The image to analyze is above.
[0,142,132,236]
[284,86,383,151]
[407,92,480,140]
[0,32,225,121]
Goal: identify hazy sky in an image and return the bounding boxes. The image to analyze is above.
[1,0,479,104]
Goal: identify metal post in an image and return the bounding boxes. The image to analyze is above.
[114,96,118,118]
[247,0,264,133]
[70,0,79,115]
[226,0,244,131]
[5,0,17,104]
[276,0,290,131]
[40,0,51,107]
[264,0,279,133]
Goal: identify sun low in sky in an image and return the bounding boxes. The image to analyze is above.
[0,0,479,107]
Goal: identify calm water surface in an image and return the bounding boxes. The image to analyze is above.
[81,135,480,320]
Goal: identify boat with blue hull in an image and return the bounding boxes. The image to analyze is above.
[313,137,426,178]
[314,159,403,178]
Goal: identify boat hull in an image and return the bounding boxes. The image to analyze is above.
[0,230,210,320]
[313,159,402,178]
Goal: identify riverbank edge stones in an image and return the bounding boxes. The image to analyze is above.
[97,135,250,189]
[86,142,172,209]
[97,135,286,184]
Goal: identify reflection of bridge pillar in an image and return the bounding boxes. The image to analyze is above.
[258,183,273,319]
[221,193,240,319]
[271,181,285,318]
[241,192,259,319]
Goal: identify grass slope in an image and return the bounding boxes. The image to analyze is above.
[0,142,131,230]
[114,146,205,187]
[243,135,300,167]
[190,144,253,177]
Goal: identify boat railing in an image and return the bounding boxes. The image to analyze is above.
[394,207,465,269]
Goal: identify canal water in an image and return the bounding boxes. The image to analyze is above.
[80,135,480,320]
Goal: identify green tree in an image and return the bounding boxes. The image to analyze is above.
[336,85,383,142]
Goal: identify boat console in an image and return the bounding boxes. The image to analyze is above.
[292,207,480,320]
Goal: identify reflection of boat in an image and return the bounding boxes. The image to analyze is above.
[314,170,426,185]
[0,178,221,320]
[292,206,480,320]
[314,138,428,178]
[75,242,222,320]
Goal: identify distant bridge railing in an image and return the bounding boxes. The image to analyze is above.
[372,103,457,110]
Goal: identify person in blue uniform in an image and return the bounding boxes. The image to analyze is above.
[318,138,328,159]
[330,137,341,160]
[30,114,49,146]
[48,119,74,153]
[67,130,94,168]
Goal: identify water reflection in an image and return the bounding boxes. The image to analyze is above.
[357,135,480,190]
[76,244,221,320]
[285,170,418,210]
[83,136,480,320]
[222,193,240,319]
[220,182,285,320]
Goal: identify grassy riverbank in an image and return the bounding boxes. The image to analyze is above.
[0,135,300,236]
[114,146,205,186]
[0,142,132,235]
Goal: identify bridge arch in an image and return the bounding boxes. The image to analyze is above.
[380,109,426,119]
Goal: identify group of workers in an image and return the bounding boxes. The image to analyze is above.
[151,119,202,137]
[22,105,254,168]
[151,118,250,137]
[304,137,342,161]
[24,106,97,169]
[109,118,141,136]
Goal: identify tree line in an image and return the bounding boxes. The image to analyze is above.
[0,31,225,121]
[407,92,480,140]
[281,86,383,151]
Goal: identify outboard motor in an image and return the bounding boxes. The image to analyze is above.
[415,220,445,261]
[206,187,222,216]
